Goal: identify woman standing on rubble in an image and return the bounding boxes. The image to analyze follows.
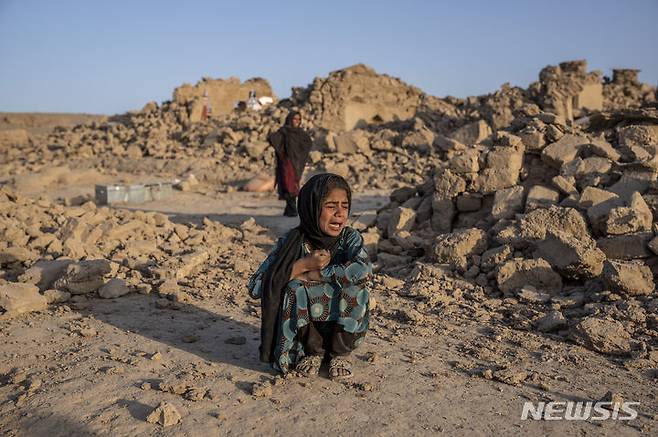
[268,111,313,217]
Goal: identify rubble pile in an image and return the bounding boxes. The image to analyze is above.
[528,60,604,122]
[603,69,657,110]
[290,63,429,132]
[2,61,654,194]
[0,187,267,317]
[372,106,658,355]
[172,76,275,121]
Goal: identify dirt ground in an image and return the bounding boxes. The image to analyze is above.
[1,174,657,436]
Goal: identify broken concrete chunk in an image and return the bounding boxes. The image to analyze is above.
[387,207,416,237]
[146,402,182,427]
[588,138,621,162]
[535,311,568,333]
[17,259,73,291]
[480,245,513,271]
[98,278,130,299]
[569,317,632,356]
[433,168,466,199]
[431,228,488,272]
[525,185,560,212]
[551,175,578,196]
[579,187,624,232]
[449,120,492,146]
[541,134,588,169]
[534,232,605,279]
[496,258,562,294]
[52,259,113,294]
[430,196,455,234]
[517,285,550,303]
[518,206,589,242]
[477,147,524,193]
[596,232,652,260]
[491,186,525,220]
[43,289,71,304]
[602,260,654,296]
[0,283,48,316]
[605,201,651,235]
[576,157,612,177]
[0,246,38,266]
[449,149,480,174]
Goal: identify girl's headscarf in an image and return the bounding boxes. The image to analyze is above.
[258,173,352,363]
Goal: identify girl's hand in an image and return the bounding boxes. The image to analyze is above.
[290,250,330,280]
[298,269,323,282]
[305,250,330,271]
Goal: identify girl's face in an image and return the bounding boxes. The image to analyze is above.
[319,188,349,237]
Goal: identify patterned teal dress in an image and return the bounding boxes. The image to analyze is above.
[248,227,372,373]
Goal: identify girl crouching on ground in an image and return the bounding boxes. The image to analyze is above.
[248,173,372,379]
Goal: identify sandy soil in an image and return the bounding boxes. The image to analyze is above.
[0,173,657,436]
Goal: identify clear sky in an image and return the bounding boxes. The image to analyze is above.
[1,0,656,115]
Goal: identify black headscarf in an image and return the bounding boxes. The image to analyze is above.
[268,111,313,178]
[258,173,352,363]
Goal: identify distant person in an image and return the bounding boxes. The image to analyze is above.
[248,174,372,380]
[267,111,312,217]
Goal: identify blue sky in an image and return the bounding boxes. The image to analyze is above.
[1,0,656,114]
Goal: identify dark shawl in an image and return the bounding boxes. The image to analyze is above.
[268,111,313,182]
[258,173,352,363]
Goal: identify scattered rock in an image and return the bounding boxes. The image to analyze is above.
[431,228,488,272]
[570,317,632,356]
[535,311,568,332]
[0,283,48,317]
[98,278,130,299]
[496,258,562,294]
[602,260,655,296]
[146,402,182,427]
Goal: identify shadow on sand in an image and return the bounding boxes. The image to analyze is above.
[89,293,271,374]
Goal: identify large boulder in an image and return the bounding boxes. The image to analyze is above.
[17,259,75,291]
[431,228,488,272]
[0,283,48,317]
[496,258,563,294]
[604,192,652,235]
[496,206,589,248]
[476,147,524,194]
[541,134,589,169]
[98,278,131,299]
[569,317,632,356]
[387,207,416,237]
[578,187,624,233]
[449,120,492,146]
[53,259,113,295]
[525,185,560,212]
[596,232,653,260]
[491,186,525,220]
[533,232,606,279]
[602,260,655,296]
